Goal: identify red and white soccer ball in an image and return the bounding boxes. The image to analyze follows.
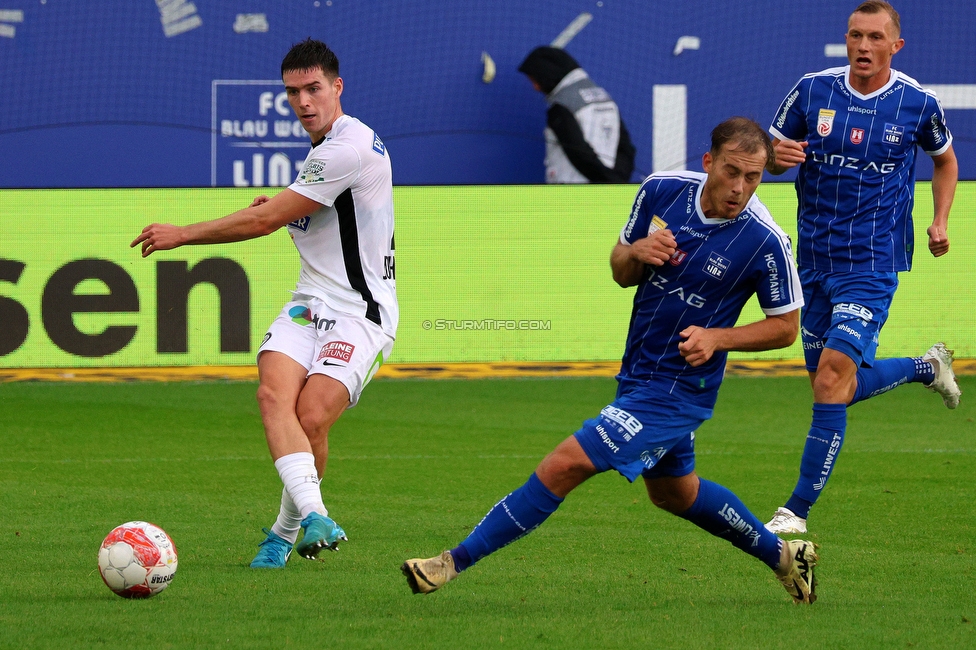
[97,521,178,598]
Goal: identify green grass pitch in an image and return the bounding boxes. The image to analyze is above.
[1,376,974,648]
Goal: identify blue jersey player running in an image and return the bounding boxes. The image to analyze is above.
[402,117,820,604]
[764,1,962,535]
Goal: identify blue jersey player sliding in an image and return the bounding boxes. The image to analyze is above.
[764,1,962,535]
[403,117,820,604]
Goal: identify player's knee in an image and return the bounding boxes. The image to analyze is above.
[645,476,698,514]
[536,445,594,491]
[255,383,293,417]
[297,404,332,439]
[812,364,855,402]
[647,488,692,514]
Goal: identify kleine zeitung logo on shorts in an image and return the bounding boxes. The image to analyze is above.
[318,341,355,364]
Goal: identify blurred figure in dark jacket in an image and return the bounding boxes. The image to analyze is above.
[519,46,636,183]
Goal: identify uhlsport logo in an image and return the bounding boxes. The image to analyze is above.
[288,305,336,331]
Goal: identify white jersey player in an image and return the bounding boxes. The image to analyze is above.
[132,39,396,567]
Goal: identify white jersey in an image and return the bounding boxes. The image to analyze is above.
[286,114,398,338]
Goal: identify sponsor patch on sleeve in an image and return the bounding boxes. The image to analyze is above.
[372,132,386,156]
[297,159,326,184]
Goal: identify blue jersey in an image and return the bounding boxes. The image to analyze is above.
[770,66,952,273]
[618,172,803,410]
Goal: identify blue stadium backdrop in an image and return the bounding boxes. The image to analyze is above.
[1,0,974,187]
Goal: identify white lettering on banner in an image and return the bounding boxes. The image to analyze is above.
[156,0,202,38]
[221,120,269,138]
[258,92,292,117]
[232,153,301,187]
[0,9,23,38]
[213,81,312,187]
[233,13,269,34]
[275,121,305,137]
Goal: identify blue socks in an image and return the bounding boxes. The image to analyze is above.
[679,478,782,570]
[785,403,847,519]
[451,472,563,572]
[849,357,931,405]
[452,473,783,573]
[783,357,933,519]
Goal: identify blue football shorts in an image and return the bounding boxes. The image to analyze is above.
[573,385,712,483]
[798,268,898,371]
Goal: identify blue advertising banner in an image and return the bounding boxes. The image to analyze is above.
[211,80,308,188]
[1,1,974,186]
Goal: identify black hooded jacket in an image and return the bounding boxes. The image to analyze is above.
[519,46,635,183]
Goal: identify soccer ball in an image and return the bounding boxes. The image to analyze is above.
[97,521,178,598]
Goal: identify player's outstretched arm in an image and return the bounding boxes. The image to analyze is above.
[928,146,958,258]
[766,139,808,175]
[130,189,321,257]
[677,310,799,367]
[610,231,677,287]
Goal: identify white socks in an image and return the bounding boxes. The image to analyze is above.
[274,452,328,521]
[270,487,302,544]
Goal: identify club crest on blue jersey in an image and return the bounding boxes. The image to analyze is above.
[669,249,687,266]
[372,132,386,156]
[703,252,730,280]
[850,128,864,145]
[817,109,835,137]
[288,215,311,232]
[882,123,904,146]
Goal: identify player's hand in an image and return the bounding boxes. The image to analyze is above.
[677,325,719,367]
[630,229,677,267]
[771,140,808,169]
[250,195,270,208]
[130,223,184,257]
[926,224,950,257]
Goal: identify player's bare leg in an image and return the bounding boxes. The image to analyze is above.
[253,352,346,563]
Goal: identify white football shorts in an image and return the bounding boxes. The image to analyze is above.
[257,295,394,406]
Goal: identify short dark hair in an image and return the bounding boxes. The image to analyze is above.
[852,1,901,37]
[710,117,774,164]
[281,38,339,78]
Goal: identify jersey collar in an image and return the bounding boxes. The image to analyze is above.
[844,65,901,100]
[694,178,749,225]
